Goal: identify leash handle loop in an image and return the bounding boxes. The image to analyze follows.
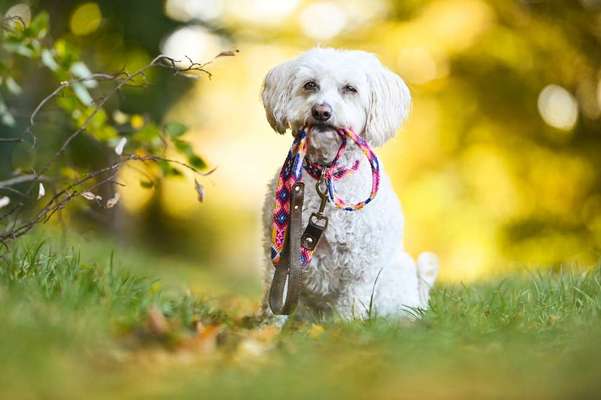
[326,128,380,211]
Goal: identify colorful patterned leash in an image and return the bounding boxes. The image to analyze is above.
[306,127,381,212]
[269,126,381,315]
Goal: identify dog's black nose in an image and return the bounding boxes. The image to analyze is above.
[311,103,332,122]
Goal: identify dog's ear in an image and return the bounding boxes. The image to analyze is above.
[261,60,295,134]
[364,62,411,146]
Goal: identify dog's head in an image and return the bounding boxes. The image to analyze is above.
[262,48,411,158]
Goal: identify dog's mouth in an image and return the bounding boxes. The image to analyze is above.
[303,123,344,163]
[308,122,339,132]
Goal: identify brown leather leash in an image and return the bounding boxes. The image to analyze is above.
[269,182,306,315]
[269,178,330,315]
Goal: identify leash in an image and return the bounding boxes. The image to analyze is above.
[268,126,381,315]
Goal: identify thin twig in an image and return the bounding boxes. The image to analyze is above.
[0,186,27,198]
[137,154,218,176]
[29,82,70,129]
[0,16,26,31]
[0,174,48,189]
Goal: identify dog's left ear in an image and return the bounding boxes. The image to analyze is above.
[364,62,411,146]
[261,60,295,134]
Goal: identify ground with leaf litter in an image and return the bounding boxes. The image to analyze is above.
[1,234,600,399]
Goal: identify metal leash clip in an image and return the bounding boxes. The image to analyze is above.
[301,177,329,251]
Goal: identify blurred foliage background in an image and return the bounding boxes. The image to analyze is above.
[1,0,600,281]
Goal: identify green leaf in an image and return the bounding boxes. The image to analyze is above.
[57,95,79,113]
[41,49,59,71]
[188,155,207,169]
[0,97,16,127]
[173,138,193,156]
[5,77,22,95]
[75,108,106,129]
[172,139,206,169]
[72,82,93,106]
[29,12,49,39]
[53,39,79,66]
[157,160,183,177]
[157,160,171,176]
[3,39,34,57]
[71,62,97,88]
[133,123,161,143]
[93,126,118,141]
[164,122,188,138]
[1,112,16,127]
[169,167,183,176]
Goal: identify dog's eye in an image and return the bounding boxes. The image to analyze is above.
[303,81,318,91]
[343,84,358,94]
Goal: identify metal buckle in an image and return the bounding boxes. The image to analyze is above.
[301,213,328,251]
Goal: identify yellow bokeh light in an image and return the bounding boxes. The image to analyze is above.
[226,0,299,25]
[165,0,224,22]
[537,84,579,131]
[161,26,222,67]
[397,47,445,84]
[299,2,347,40]
[130,115,145,129]
[70,3,102,36]
[117,163,154,213]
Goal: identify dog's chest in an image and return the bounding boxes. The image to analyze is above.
[300,178,385,303]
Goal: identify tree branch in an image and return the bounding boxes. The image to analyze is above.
[0,153,214,245]
[0,51,229,248]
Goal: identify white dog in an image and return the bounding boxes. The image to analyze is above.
[261,48,438,321]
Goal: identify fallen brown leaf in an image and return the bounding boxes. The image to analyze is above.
[194,179,204,203]
[146,306,169,336]
[106,192,120,208]
[216,50,239,58]
[81,191,100,201]
[178,323,221,354]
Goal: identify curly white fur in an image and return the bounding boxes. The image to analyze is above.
[261,48,438,321]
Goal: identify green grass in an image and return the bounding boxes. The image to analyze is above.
[1,235,600,399]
